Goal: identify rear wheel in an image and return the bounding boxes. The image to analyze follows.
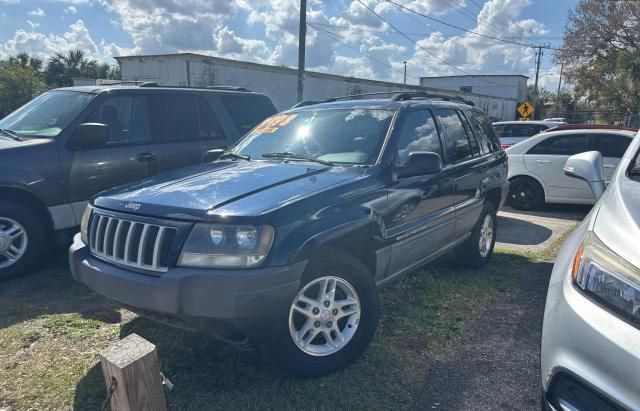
[0,201,45,280]
[508,176,544,210]
[455,202,497,268]
[267,249,380,378]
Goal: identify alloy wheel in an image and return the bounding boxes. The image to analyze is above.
[289,276,361,356]
[478,214,494,258]
[0,217,28,269]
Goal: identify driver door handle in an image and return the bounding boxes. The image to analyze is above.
[136,152,156,162]
[536,159,551,164]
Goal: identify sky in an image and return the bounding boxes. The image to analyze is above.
[0,0,580,90]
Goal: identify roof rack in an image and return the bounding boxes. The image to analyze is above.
[205,86,250,91]
[139,82,160,87]
[318,90,474,106]
[390,92,475,106]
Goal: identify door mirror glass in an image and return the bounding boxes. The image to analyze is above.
[397,152,442,178]
[204,148,225,162]
[68,123,109,149]
[563,151,606,199]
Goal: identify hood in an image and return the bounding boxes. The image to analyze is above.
[0,135,50,149]
[592,174,640,269]
[94,160,364,220]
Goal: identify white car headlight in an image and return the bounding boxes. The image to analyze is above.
[178,223,274,269]
[80,203,93,244]
[571,231,640,326]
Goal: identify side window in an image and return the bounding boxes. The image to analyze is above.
[467,111,499,153]
[458,110,481,155]
[528,134,588,156]
[395,110,442,165]
[86,95,151,145]
[436,108,474,163]
[148,94,199,142]
[493,124,506,138]
[590,134,632,158]
[220,95,277,135]
[197,97,225,140]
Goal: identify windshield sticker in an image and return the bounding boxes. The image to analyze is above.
[254,114,298,134]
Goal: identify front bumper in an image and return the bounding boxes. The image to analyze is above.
[541,278,640,410]
[69,234,306,343]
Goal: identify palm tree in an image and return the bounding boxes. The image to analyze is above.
[44,49,120,87]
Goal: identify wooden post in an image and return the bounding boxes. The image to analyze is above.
[100,333,168,411]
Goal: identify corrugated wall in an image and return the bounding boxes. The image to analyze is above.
[119,55,518,121]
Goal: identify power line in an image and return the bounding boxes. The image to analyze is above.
[307,22,421,82]
[356,0,506,86]
[275,5,294,66]
[385,0,540,49]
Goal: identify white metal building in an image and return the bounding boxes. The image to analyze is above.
[420,75,528,103]
[116,53,519,121]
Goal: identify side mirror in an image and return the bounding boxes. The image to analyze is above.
[68,123,109,149]
[564,151,607,199]
[204,148,225,162]
[397,152,442,178]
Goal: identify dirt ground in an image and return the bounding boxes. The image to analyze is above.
[411,204,589,411]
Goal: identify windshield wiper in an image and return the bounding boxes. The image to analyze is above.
[0,128,23,141]
[219,152,251,161]
[262,151,333,166]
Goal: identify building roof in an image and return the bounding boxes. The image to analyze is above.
[420,74,529,80]
[114,52,519,101]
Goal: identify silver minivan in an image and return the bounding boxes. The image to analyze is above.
[540,132,640,409]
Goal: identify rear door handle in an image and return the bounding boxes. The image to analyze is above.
[136,152,156,162]
[536,159,551,164]
[603,164,616,169]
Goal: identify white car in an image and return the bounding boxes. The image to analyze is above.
[493,120,564,149]
[505,129,636,210]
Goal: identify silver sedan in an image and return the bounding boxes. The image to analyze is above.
[541,132,640,409]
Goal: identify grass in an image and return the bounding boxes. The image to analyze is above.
[0,247,541,411]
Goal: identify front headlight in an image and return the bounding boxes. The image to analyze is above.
[571,232,640,327]
[178,223,274,268]
[80,203,93,244]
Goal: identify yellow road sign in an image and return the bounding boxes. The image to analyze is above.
[517,101,534,118]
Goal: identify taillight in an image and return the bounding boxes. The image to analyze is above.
[501,144,512,149]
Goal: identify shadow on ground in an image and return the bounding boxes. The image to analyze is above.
[497,215,553,246]
[72,252,541,411]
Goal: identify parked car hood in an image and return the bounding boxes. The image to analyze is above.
[94,160,364,220]
[592,174,640,269]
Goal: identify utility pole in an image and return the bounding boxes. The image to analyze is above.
[555,60,565,116]
[297,0,307,103]
[532,46,543,120]
[403,61,407,86]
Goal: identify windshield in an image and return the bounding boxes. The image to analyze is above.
[232,109,395,165]
[0,90,95,138]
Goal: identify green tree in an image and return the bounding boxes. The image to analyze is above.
[44,49,120,87]
[557,0,640,113]
[0,58,46,117]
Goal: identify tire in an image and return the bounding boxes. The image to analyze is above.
[267,248,380,378]
[508,176,545,211]
[455,202,497,268]
[0,201,46,280]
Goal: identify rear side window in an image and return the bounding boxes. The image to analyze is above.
[590,134,632,158]
[85,95,151,145]
[148,94,199,142]
[197,97,225,140]
[436,108,476,163]
[528,134,588,156]
[221,95,277,135]
[468,111,500,152]
[395,110,442,165]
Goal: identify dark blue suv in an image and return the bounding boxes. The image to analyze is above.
[70,92,508,377]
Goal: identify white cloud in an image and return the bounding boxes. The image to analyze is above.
[0,0,20,4]
[64,6,77,14]
[26,20,40,29]
[28,7,45,17]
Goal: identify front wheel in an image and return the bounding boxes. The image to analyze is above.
[267,249,380,378]
[508,176,544,210]
[455,202,497,268]
[0,201,45,280]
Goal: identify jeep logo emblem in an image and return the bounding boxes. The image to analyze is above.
[124,202,141,211]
